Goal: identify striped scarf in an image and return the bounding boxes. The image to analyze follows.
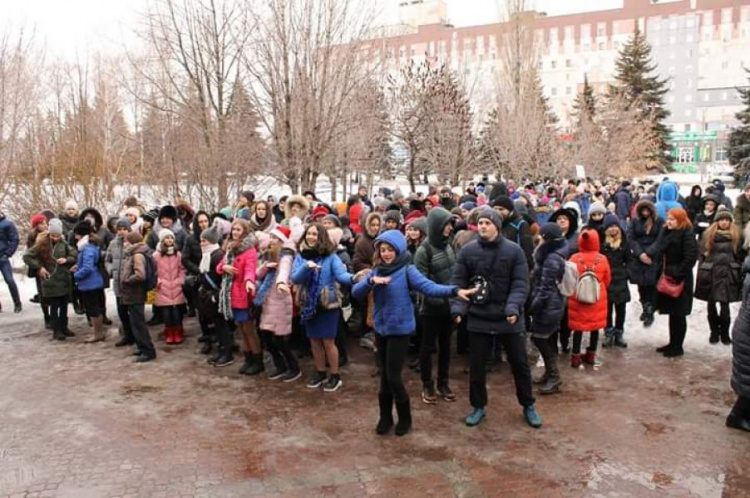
[218,249,235,321]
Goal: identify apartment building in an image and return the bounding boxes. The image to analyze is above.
[368,0,750,171]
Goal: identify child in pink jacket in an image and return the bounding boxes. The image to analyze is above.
[154,229,186,344]
[255,226,300,382]
[216,219,260,373]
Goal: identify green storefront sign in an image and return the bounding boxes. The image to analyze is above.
[669,131,719,173]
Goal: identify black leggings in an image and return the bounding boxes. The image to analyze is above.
[668,314,687,348]
[572,330,600,354]
[160,305,183,327]
[263,330,299,373]
[378,335,410,404]
[707,301,730,325]
[420,315,453,386]
[638,285,658,307]
[80,290,102,318]
[607,302,626,330]
[47,296,69,331]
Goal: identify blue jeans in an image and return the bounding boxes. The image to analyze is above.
[0,257,20,306]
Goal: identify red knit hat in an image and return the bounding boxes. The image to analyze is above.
[311,205,330,221]
[270,225,292,245]
[31,214,47,229]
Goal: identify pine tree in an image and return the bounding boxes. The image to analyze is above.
[572,74,596,125]
[729,69,750,167]
[610,27,671,169]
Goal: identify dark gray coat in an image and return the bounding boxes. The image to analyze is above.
[528,238,567,334]
[732,257,750,399]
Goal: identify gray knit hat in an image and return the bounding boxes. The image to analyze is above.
[200,224,221,245]
[588,201,607,217]
[48,218,63,236]
[115,217,131,231]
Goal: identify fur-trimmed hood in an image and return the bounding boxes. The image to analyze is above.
[284,195,311,220]
[79,207,104,230]
[635,199,658,221]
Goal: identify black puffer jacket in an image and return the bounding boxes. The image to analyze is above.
[549,208,579,257]
[627,200,663,286]
[414,208,456,316]
[694,232,743,303]
[685,185,703,223]
[528,238,567,333]
[182,210,209,276]
[450,233,529,335]
[648,225,698,316]
[731,257,750,399]
[694,195,718,239]
[601,223,632,305]
[502,212,534,270]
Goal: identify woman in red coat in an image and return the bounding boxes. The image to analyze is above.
[568,228,611,368]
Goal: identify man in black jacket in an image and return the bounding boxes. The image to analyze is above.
[491,195,534,271]
[451,208,542,429]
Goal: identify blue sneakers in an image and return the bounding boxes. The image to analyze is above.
[524,405,543,428]
[465,407,486,426]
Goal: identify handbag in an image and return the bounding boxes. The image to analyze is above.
[657,274,684,298]
[318,285,343,311]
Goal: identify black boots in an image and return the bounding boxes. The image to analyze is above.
[239,353,264,376]
[376,393,394,435]
[719,316,732,345]
[709,315,720,344]
[643,303,655,328]
[394,400,412,436]
[539,360,562,395]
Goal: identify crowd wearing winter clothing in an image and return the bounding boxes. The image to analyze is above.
[8,176,750,436]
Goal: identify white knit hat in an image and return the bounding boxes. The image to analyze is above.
[158,228,175,242]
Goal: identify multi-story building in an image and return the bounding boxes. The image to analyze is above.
[367,0,750,172]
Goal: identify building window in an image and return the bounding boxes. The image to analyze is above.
[669,20,677,30]
[684,124,691,132]
[566,87,572,95]
[704,11,713,26]
[686,48,693,57]
[551,88,558,96]
[597,22,606,36]
[669,35,677,44]
[686,34,694,43]
[722,8,733,24]
[686,17,696,28]
[742,6,750,22]
[703,93,710,101]
[550,28,558,44]
[715,145,728,162]
[687,79,693,88]
[551,60,557,69]
[598,41,606,50]
[581,24,591,39]
[564,26,574,40]
[565,59,572,67]
[722,91,729,100]
[538,61,543,70]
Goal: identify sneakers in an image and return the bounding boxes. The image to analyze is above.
[213,355,235,367]
[422,384,437,404]
[524,405,543,428]
[323,374,343,392]
[268,368,288,380]
[306,371,327,389]
[359,332,376,351]
[465,407,486,427]
[280,370,302,383]
[437,384,457,402]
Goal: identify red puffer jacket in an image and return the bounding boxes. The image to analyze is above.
[568,229,611,332]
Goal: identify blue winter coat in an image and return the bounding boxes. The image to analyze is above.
[528,238,568,333]
[655,181,683,221]
[74,242,104,291]
[352,230,457,336]
[291,252,353,306]
[0,214,19,259]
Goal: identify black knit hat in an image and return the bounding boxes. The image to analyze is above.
[540,222,562,241]
[73,221,93,237]
[491,195,515,213]
[142,207,160,223]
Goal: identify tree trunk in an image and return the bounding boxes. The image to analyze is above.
[408,156,416,193]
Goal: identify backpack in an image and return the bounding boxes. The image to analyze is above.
[132,248,157,291]
[557,259,579,297]
[573,255,602,304]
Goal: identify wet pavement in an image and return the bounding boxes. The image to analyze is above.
[1,290,749,497]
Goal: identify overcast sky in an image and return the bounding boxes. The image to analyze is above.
[1,0,624,60]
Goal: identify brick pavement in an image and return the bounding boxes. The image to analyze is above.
[0,309,749,497]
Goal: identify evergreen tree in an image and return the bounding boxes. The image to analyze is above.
[728,69,750,167]
[610,27,671,169]
[572,74,596,125]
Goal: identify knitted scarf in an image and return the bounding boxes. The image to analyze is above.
[218,248,235,320]
[199,243,219,273]
[374,250,411,277]
[299,244,324,321]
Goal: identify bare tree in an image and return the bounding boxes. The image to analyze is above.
[241,0,378,194]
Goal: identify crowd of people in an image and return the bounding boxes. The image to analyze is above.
[2,176,750,436]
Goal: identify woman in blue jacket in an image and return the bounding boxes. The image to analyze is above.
[353,230,474,437]
[72,222,106,343]
[292,223,358,393]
